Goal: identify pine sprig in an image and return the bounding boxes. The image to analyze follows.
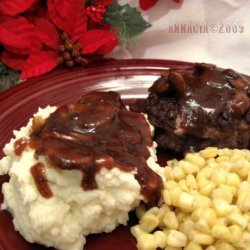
[0,62,20,91]
[104,3,151,44]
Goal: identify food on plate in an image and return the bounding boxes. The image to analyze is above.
[131,147,250,249]
[0,91,163,250]
[146,63,250,154]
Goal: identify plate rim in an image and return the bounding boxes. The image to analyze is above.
[0,59,193,102]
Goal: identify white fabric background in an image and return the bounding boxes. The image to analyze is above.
[112,0,250,74]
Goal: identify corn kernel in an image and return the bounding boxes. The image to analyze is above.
[146,207,160,216]
[185,153,205,169]
[163,211,179,230]
[186,174,198,190]
[219,184,237,196]
[131,225,144,239]
[164,167,174,180]
[216,156,230,163]
[163,190,172,206]
[167,159,179,169]
[158,206,171,227]
[237,191,250,212]
[212,199,232,216]
[198,178,210,188]
[166,230,187,247]
[164,247,182,250]
[191,208,204,222]
[215,241,235,250]
[199,181,216,197]
[178,180,189,192]
[192,194,211,209]
[205,246,216,250]
[184,241,202,250]
[165,180,178,190]
[233,159,250,178]
[178,192,194,212]
[216,217,228,226]
[202,208,217,227]
[211,224,230,241]
[137,233,157,250]
[206,158,216,164]
[233,231,250,248]
[226,173,241,187]
[238,181,250,193]
[196,171,207,181]
[154,230,167,249]
[203,167,213,178]
[179,160,199,174]
[179,219,195,235]
[199,147,218,159]
[230,205,241,214]
[227,224,242,244]
[195,219,210,234]
[176,211,188,224]
[211,169,227,185]
[172,167,185,181]
[169,187,182,206]
[228,213,248,229]
[140,213,159,233]
[218,148,233,157]
[212,188,233,204]
[189,230,214,245]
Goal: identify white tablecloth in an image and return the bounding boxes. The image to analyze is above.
[112,0,250,74]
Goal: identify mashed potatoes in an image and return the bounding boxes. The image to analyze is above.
[0,105,163,250]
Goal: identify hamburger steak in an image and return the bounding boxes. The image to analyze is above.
[146,63,250,154]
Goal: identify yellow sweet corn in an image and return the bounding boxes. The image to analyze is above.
[179,160,199,175]
[211,224,230,241]
[131,147,250,250]
[163,211,179,230]
[199,181,217,197]
[237,191,250,212]
[184,241,202,250]
[212,188,233,204]
[186,174,198,190]
[214,241,235,250]
[199,147,218,159]
[154,230,168,249]
[172,167,185,181]
[131,225,144,239]
[140,212,159,233]
[137,233,157,250]
[178,192,194,212]
[179,219,195,235]
[212,199,232,216]
[189,230,214,245]
[185,153,205,169]
[227,224,242,244]
[166,230,187,247]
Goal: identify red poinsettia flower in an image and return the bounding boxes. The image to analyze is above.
[94,0,113,6]
[140,0,181,10]
[0,0,40,16]
[0,15,41,70]
[0,0,118,79]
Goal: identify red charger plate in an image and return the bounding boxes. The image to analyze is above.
[0,59,192,250]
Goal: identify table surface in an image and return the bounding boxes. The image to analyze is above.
[112,0,250,74]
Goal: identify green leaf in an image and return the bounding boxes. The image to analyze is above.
[0,62,20,91]
[104,3,151,43]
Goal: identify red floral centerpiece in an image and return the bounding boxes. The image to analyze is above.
[0,0,181,89]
